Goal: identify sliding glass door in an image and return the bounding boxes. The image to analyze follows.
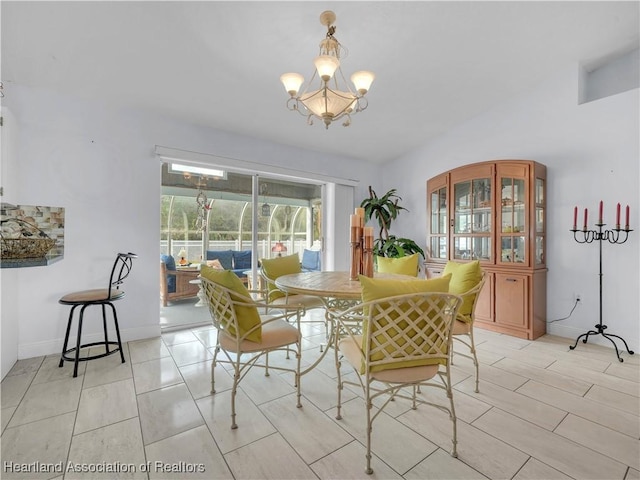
[161,165,322,263]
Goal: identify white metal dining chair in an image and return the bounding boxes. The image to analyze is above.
[200,271,305,429]
[329,291,462,474]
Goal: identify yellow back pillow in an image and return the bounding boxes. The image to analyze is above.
[261,253,302,301]
[200,266,261,342]
[376,253,420,277]
[442,260,482,315]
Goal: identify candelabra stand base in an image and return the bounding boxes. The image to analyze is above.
[569,324,634,363]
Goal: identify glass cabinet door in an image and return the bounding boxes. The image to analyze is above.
[453,177,492,261]
[535,177,545,265]
[499,176,527,264]
[430,186,448,259]
[427,173,449,262]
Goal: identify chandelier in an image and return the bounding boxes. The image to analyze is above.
[260,183,270,216]
[280,11,375,129]
[179,170,210,232]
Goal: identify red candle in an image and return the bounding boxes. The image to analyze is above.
[573,206,578,230]
[616,203,621,228]
[625,205,630,229]
[598,200,603,224]
[583,208,588,231]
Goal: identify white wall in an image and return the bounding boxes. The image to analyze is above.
[1,107,20,378]
[383,64,639,352]
[2,84,379,367]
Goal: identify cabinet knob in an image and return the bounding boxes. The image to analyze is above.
[506,278,518,282]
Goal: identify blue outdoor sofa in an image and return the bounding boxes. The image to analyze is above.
[206,249,252,282]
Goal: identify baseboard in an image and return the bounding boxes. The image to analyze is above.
[17,324,162,360]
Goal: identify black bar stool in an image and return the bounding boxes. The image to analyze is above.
[58,252,137,377]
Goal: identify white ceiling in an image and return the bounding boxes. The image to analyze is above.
[2,1,638,164]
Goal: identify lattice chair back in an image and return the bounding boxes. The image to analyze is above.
[200,277,243,338]
[364,292,461,373]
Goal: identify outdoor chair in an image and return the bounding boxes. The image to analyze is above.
[159,254,200,306]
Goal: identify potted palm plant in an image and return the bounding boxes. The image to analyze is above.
[360,186,425,259]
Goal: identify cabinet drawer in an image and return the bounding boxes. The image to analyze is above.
[495,273,528,328]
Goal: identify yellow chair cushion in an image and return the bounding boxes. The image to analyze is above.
[359,274,452,373]
[200,266,261,342]
[376,253,420,277]
[442,260,482,316]
[261,254,301,301]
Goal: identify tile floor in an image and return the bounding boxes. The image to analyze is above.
[1,308,639,480]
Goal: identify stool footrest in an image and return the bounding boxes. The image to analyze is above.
[61,341,123,363]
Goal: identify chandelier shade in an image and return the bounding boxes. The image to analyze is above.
[281,11,374,129]
[313,55,340,81]
[350,71,375,95]
[281,73,304,96]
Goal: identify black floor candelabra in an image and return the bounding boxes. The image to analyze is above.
[570,223,634,362]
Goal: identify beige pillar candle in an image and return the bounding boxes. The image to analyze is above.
[350,214,360,241]
[355,207,365,227]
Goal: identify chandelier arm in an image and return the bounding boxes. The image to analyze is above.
[354,96,369,113]
[285,97,298,112]
[323,85,357,100]
[299,69,319,97]
[295,102,310,117]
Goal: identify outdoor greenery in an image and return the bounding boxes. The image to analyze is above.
[161,195,316,243]
[360,186,425,259]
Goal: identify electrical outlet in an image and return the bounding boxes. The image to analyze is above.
[574,293,581,303]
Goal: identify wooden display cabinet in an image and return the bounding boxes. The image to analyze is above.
[426,160,547,339]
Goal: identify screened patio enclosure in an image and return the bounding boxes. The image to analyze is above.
[161,164,322,265]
